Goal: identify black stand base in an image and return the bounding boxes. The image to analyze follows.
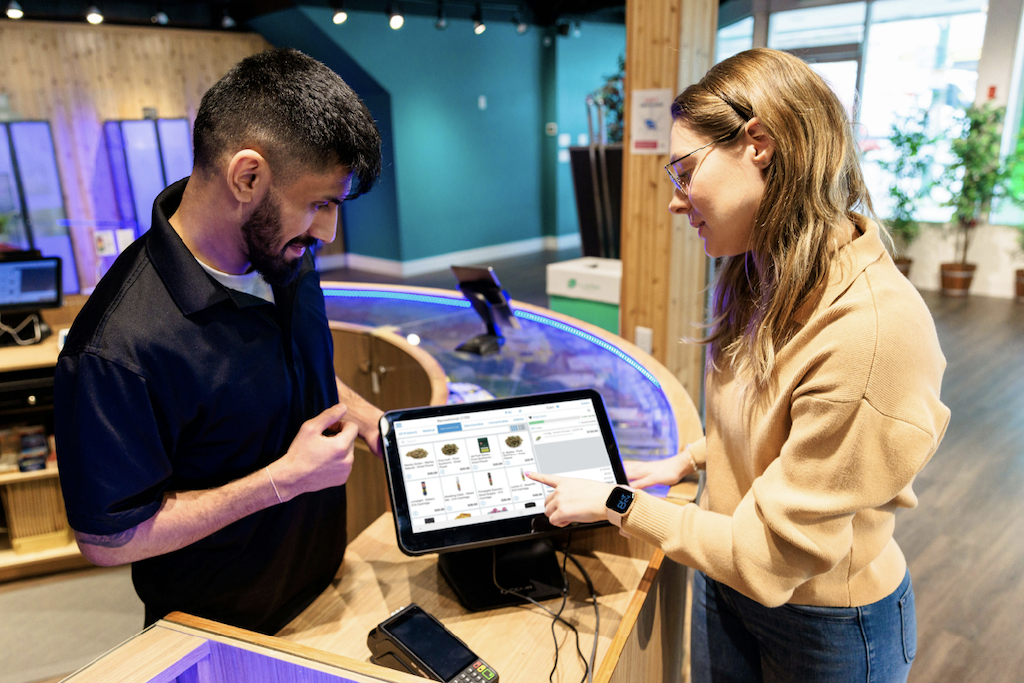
[455,333,504,356]
[438,539,564,612]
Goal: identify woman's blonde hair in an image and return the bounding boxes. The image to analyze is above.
[672,48,877,390]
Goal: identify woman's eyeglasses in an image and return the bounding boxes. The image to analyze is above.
[664,125,743,193]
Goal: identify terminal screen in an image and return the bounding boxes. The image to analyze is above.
[0,259,60,309]
[391,398,616,533]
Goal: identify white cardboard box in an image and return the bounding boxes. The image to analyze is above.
[546,257,622,305]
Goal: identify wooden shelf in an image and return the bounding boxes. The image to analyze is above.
[0,535,89,582]
[0,464,60,486]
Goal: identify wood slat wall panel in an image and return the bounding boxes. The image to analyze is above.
[620,0,717,405]
[0,21,270,291]
[665,0,717,404]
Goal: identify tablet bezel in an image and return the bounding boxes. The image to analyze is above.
[381,388,627,556]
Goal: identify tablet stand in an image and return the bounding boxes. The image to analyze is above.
[455,289,505,356]
[437,538,565,612]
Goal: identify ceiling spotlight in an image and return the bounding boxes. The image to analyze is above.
[151,10,168,25]
[6,1,23,19]
[513,11,528,35]
[472,4,485,34]
[388,4,404,29]
[332,0,347,24]
[435,0,447,30]
[221,10,235,29]
[572,21,581,38]
[85,5,103,24]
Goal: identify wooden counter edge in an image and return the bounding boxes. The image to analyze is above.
[162,612,426,683]
[593,548,667,683]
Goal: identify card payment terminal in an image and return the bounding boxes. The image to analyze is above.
[367,603,499,682]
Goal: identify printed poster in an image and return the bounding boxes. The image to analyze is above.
[630,88,673,155]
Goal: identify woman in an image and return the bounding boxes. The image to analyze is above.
[528,49,949,682]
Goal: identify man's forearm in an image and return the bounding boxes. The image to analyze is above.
[74,466,280,566]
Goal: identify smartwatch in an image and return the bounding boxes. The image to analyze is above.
[605,486,636,526]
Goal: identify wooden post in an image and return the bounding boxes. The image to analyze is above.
[620,0,717,408]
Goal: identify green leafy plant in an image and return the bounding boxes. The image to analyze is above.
[877,109,933,255]
[937,102,1023,265]
[1007,120,1024,258]
[0,211,18,245]
[590,53,625,144]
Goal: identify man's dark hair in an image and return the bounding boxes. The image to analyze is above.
[193,48,381,198]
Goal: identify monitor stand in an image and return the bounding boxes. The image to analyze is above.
[437,538,565,612]
[0,311,50,347]
[455,290,505,356]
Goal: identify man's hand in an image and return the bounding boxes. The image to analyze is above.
[268,403,359,501]
[335,376,384,458]
[526,472,615,527]
[74,403,360,567]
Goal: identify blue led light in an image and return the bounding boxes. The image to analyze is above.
[512,310,661,388]
[322,288,470,308]
[321,288,660,388]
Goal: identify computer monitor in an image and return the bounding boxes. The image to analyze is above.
[0,252,62,346]
[380,389,628,611]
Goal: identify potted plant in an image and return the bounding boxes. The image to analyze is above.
[936,102,1018,296]
[1007,126,1024,302]
[590,53,625,143]
[1015,228,1024,302]
[877,109,933,277]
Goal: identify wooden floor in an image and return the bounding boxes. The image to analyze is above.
[899,292,1024,683]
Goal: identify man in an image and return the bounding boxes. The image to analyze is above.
[54,48,384,634]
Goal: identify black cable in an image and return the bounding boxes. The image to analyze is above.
[563,551,599,683]
[490,537,590,683]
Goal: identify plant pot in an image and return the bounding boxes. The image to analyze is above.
[940,262,976,297]
[893,257,912,278]
[1016,269,1024,303]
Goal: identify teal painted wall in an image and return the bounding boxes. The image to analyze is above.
[251,9,624,262]
[249,9,402,261]
[305,7,545,262]
[553,25,626,238]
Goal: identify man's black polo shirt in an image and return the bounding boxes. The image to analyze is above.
[54,178,346,634]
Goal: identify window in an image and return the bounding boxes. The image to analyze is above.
[717,17,754,64]
[767,3,867,51]
[859,0,988,222]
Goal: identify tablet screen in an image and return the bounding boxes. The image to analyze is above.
[382,389,626,555]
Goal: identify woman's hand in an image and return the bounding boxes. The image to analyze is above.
[624,449,696,490]
[526,472,614,527]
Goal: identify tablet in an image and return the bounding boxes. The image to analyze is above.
[379,389,627,556]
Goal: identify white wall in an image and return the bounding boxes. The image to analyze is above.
[904,222,1024,298]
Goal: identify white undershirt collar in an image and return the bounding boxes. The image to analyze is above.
[195,258,275,304]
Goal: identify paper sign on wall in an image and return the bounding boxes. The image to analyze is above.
[630,88,673,155]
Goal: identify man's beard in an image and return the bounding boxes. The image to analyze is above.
[240,191,316,288]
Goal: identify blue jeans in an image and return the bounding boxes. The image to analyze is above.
[691,569,916,683]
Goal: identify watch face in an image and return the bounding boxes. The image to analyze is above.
[607,487,634,513]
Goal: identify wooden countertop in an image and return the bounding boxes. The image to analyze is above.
[0,336,60,373]
[273,510,683,683]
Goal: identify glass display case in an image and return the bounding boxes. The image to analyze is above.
[322,284,681,460]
